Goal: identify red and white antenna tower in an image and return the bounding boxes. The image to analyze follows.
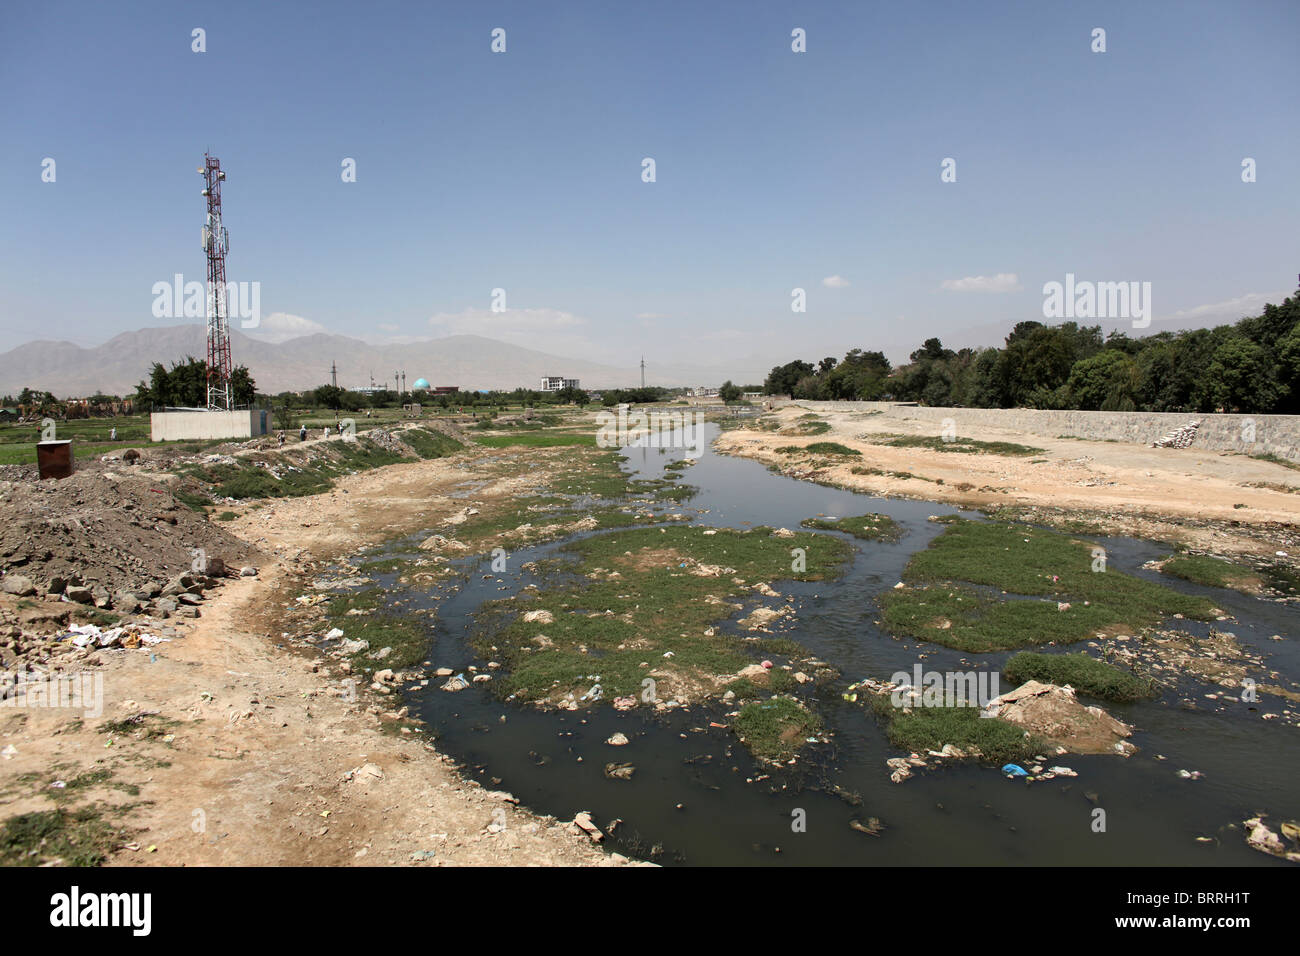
[200,153,232,410]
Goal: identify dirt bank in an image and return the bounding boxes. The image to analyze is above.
[717,405,1300,561]
[0,446,638,866]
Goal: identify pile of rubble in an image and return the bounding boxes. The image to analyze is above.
[0,469,255,600]
[1151,420,1200,449]
[363,427,417,456]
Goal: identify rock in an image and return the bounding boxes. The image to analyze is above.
[374,669,396,684]
[604,762,635,780]
[177,592,203,606]
[572,812,604,842]
[606,732,629,746]
[239,566,258,577]
[154,597,178,615]
[440,674,469,692]
[64,585,95,605]
[1,575,36,597]
[522,609,554,624]
[112,591,141,615]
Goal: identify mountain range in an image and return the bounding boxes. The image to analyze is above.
[0,326,774,397]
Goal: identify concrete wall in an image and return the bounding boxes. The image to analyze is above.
[150,409,269,442]
[780,400,1300,462]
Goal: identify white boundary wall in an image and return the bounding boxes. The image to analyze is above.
[778,401,1300,462]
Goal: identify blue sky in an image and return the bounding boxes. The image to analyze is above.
[1,0,1296,372]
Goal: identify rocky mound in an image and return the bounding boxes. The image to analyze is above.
[0,468,255,603]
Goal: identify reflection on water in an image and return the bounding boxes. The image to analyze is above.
[363,425,1299,865]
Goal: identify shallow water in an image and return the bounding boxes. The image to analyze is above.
[359,426,1299,865]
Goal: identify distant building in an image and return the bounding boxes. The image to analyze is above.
[540,376,580,392]
[431,385,459,395]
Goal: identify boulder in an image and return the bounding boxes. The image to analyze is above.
[1,575,35,597]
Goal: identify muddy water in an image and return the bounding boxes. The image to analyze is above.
[361,427,1299,865]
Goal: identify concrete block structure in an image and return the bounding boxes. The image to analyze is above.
[150,408,270,442]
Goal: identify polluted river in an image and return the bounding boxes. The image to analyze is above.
[324,423,1300,865]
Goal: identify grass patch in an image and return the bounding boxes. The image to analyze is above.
[782,420,832,436]
[480,524,852,704]
[1003,651,1157,702]
[0,807,124,866]
[775,442,860,457]
[877,518,1216,652]
[324,587,430,672]
[734,697,821,760]
[872,434,1044,456]
[865,694,1042,764]
[801,513,903,541]
[1158,553,1266,594]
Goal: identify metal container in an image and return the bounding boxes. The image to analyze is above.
[36,440,73,480]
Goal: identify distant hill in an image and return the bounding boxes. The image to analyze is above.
[0,326,769,396]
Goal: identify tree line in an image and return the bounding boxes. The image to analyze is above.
[763,287,1300,413]
[134,357,257,408]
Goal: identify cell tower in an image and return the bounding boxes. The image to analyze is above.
[200,153,232,410]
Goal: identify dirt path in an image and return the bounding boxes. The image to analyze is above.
[718,405,1300,559]
[0,448,634,866]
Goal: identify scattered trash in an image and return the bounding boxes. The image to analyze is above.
[1002,763,1029,777]
[1176,769,1204,780]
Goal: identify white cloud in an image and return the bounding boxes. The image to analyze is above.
[822,275,850,288]
[243,311,328,343]
[941,273,1021,293]
[1167,291,1286,322]
[636,312,669,320]
[378,322,399,332]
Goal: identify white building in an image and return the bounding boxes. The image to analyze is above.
[540,376,580,391]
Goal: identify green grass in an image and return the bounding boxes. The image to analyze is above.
[0,807,124,866]
[877,518,1217,652]
[801,513,903,541]
[865,693,1043,764]
[734,697,822,760]
[872,434,1044,456]
[1003,651,1157,702]
[782,420,832,436]
[177,427,462,502]
[775,441,861,457]
[1159,553,1262,593]
[324,587,431,672]
[479,524,853,704]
